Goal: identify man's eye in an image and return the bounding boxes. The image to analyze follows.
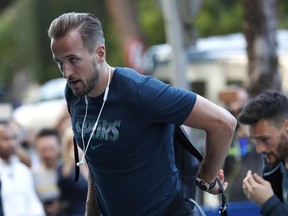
[261,138,268,142]
[69,58,78,63]
[251,136,270,144]
[259,137,269,144]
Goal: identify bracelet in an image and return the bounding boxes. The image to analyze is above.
[195,176,217,191]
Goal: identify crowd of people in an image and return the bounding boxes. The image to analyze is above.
[0,106,88,216]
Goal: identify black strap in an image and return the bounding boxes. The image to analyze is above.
[216,178,228,216]
[73,136,80,182]
[175,126,228,216]
[175,126,203,162]
[66,85,79,182]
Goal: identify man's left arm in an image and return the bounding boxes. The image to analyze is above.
[183,94,237,192]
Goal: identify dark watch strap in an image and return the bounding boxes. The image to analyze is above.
[195,176,217,191]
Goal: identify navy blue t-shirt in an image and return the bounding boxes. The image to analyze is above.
[66,67,196,216]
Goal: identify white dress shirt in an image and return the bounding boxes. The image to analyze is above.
[0,156,45,216]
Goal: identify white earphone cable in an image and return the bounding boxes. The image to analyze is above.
[77,66,111,166]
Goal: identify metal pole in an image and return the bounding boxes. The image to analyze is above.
[161,0,189,90]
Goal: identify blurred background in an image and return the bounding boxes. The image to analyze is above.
[1,0,288,123]
[1,0,288,215]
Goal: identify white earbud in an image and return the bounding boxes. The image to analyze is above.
[76,160,84,166]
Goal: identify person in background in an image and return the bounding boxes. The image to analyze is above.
[53,106,72,137]
[58,127,88,215]
[33,128,62,215]
[19,126,41,171]
[6,120,33,168]
[239,90,288,215]
[48,12,237,215]
[0,123,45,215]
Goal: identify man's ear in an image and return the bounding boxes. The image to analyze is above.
[95,45,106,63]
[283,119,288,134]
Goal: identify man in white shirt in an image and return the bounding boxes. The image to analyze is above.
[0,123,45,216]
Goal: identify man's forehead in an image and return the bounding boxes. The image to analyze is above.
[249,119,279,136]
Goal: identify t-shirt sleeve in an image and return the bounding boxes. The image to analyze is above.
[260,195,288,216]
[135,76,197,125]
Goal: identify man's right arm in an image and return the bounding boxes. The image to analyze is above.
[85,169,101,216]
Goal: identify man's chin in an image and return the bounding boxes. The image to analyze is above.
[265,155,281,165]
[71,88,86,97]
[265,156,275,164]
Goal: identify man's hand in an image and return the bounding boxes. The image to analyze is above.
[208,169,228,195]
[242,170,274,205]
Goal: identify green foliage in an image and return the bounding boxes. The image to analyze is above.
[0,8,17,84]
[0,0,34,84]
[278,0,288,29]
[194,0,243,37]
[1,0,288,89]
[104,18,124,67]
[137,0,165,46]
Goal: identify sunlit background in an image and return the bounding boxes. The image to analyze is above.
[1,0,288,215]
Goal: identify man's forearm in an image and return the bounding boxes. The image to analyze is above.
[85,171,100,216]
[198,125,234,183]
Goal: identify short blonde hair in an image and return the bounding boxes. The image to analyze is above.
[48,12,105,53]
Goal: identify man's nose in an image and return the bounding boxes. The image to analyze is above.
[61,62,73,78]
[255,142,266,153]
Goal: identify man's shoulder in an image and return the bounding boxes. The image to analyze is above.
[114,67,166,92]
[115,67,151,82]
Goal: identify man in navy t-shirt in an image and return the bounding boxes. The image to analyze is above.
[48,12,237,216]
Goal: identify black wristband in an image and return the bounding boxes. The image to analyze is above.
[195,176,217,191]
